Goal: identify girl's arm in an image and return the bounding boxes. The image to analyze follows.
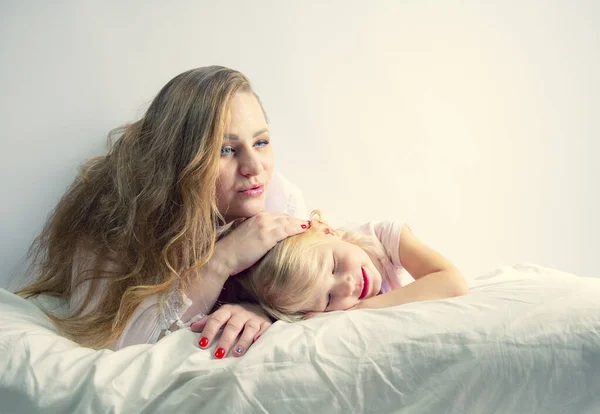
[351,224,468,310]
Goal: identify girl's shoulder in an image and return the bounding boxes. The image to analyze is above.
[355,220,405,263]
[351,221,415,290]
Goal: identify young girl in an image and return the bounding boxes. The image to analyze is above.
[231,211,469,321]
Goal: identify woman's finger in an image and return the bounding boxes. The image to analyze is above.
[231,320,263,357]
[252,214,306,240]
[213,315,247,359]
[260,215,309,247]
[195,303,272,357]
[253,320,272,342]
[189,318,207,333]
[196,308,232,349]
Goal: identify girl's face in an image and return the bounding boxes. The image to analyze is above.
[216,92,274,222]
[301,228,383,313]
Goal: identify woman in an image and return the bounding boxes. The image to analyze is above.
[17,66,308,358]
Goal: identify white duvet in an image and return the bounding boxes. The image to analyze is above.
[1,264,599,413]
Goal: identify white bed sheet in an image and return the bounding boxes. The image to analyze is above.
[1,264,599,413]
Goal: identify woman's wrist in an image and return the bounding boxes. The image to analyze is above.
[181,246,233,317]
[210,240,237,278]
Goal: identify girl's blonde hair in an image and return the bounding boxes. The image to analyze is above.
[233,211,387,322]
[17,66,261,349]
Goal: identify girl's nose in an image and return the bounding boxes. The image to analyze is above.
[343,274,355,296]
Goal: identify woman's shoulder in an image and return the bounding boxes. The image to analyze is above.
[264,170,307,218]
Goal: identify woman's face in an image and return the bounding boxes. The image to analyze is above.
[216,92,274,221]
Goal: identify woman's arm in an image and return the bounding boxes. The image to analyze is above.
[180,212,308,320]
[352,224,468,310]
[180,247,231,320]
[173,213,307,357]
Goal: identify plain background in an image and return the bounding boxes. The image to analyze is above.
[1,1,598,290]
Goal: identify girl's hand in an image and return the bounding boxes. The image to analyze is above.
[215,212,308,276]
[191,303,272,359]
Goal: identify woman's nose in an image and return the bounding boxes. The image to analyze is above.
[239,151,263,176]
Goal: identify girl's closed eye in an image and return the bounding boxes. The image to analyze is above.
[325,293,331,311]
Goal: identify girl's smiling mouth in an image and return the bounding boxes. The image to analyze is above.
[359,267,369,299]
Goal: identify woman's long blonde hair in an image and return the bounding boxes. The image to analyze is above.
[17,66,257,349]
[232,211,387,322]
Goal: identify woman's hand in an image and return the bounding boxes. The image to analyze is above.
[215,212,308,276]
[181,213,308,319]
[191,302,272,359]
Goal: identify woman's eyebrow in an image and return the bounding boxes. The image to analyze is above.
[224,128,269,140]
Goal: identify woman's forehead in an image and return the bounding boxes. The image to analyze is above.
[225,92,267,135]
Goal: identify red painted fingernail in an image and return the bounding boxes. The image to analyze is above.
[214,347,226,359]
[199,337,209,348]
[301,224,307,229]
[255,335,261,341]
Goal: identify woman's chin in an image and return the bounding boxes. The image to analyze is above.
[223,202,265,221]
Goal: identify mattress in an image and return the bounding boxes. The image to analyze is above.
[1,264,598,413]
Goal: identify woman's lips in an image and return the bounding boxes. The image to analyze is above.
[359,267,369,299]
[239,185,264,197]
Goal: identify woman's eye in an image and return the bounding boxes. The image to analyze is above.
[254,139,269,148]
[220,146,234,156]
[332,257,337,274]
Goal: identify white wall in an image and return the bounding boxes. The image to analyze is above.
[1,1,598,289]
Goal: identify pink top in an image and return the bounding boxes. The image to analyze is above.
[355,221,415,293]
[69,171,306,350]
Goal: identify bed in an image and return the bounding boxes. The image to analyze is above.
[1,263,599,413]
